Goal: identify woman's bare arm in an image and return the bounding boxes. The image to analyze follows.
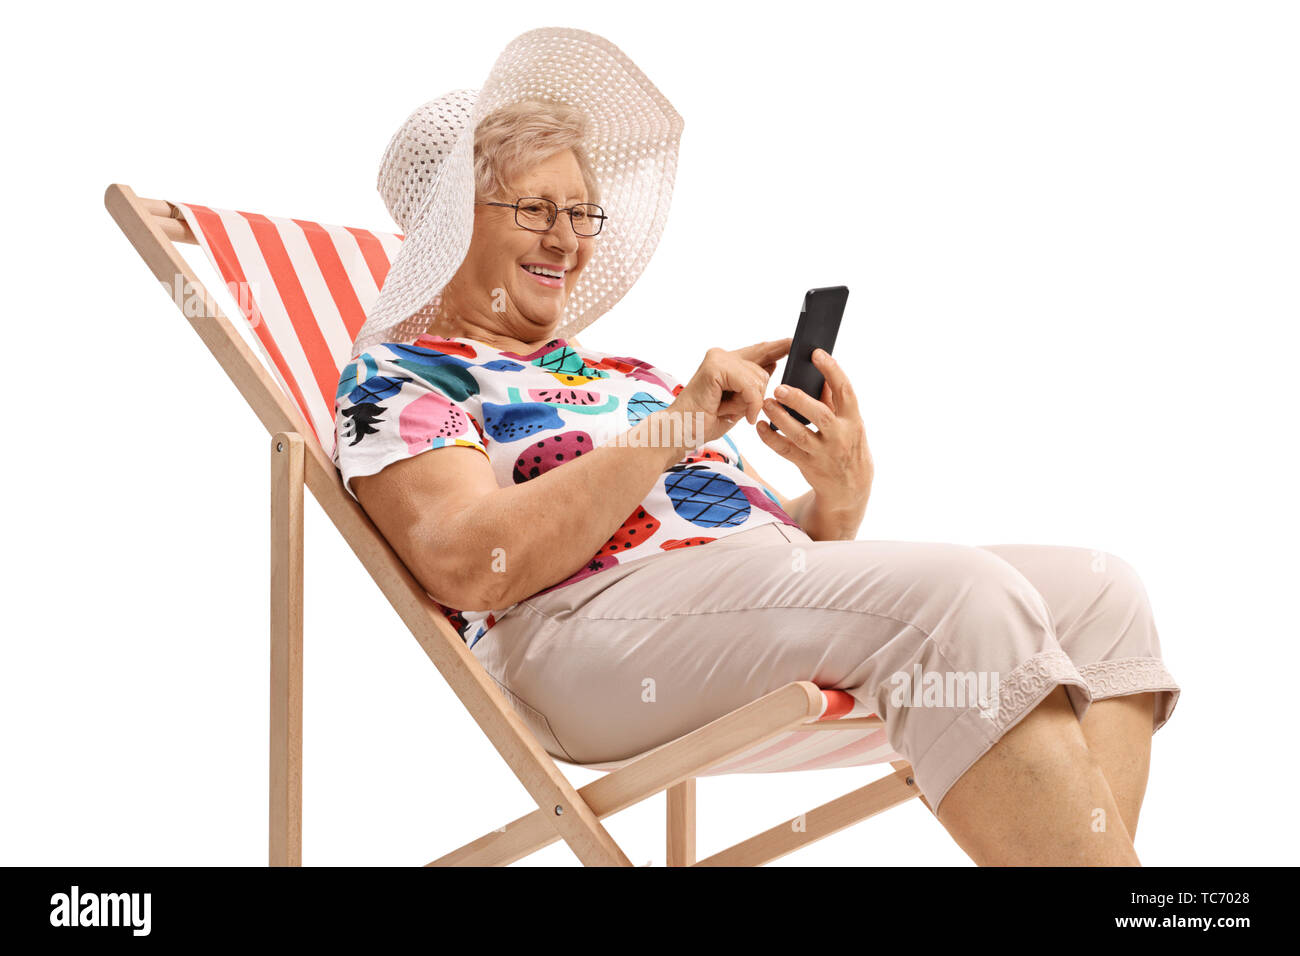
[352,409,691,611]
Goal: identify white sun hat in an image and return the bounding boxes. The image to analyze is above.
[349,26,685,360]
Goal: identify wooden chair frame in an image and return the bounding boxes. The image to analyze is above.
[104,182,923,866]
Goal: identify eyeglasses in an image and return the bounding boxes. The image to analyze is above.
[476,197,608,237]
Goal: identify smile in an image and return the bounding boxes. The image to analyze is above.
[520,263,565,289]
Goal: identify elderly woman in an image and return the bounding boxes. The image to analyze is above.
[334,29,1179,866]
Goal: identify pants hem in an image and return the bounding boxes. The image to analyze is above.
[912,648,1093,816]
[1076,657,1181,733]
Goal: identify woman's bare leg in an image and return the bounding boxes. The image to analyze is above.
[1077,692,1155,840]
[933,686,1141,866]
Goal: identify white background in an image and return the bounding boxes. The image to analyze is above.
[3,0,1296,867]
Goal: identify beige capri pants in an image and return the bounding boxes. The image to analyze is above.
[471,522,1181,814]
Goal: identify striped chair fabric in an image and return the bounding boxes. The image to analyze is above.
[174,202,400,459]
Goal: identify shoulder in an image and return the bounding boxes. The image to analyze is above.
[333,339,490,473]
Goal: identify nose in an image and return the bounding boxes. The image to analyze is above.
[542,216,582,255]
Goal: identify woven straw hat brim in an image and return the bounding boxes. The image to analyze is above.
[350,27,684,359]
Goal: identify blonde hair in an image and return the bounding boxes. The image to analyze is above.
[473,98,601,205]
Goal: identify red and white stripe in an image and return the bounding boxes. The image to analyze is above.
[175,202,402,459]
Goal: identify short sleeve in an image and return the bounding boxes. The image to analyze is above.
[645,360,685,397]
[609,352,685,400]
[333,347,489,503]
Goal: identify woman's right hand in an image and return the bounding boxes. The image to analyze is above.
[667,338,793,448]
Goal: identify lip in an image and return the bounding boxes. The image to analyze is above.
[520,263,566,289]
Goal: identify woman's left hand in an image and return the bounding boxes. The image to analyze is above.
[756,348,874,512]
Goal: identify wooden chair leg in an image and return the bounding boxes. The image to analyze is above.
[666,778,696,866]
[270,432,304,866]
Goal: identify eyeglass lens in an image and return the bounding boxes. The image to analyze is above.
[515,198,604,236]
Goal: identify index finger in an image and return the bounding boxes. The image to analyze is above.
[734,337,793,363]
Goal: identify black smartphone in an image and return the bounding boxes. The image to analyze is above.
[769,285,849,428]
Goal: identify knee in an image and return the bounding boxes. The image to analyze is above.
[907,544,1056,645]
[951,545,1053,615]
[1083,549,1162,653]
[1090,550,1152,608]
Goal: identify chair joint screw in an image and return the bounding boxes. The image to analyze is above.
[554,805,564,816]
[276,441,284,452]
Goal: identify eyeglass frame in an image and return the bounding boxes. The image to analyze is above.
[475,197,609,237]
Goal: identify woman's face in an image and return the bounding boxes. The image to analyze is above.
[439,148,595,346]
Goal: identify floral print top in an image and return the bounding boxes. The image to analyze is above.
[333,334,800,648]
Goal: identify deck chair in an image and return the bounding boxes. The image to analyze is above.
[104,182,924,866]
